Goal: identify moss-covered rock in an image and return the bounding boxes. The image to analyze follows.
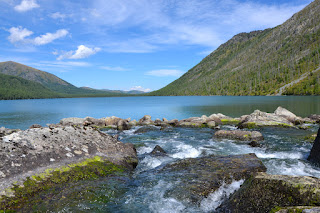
[0,156,125,211]
[214,130,264,141]
[218,172,320,213]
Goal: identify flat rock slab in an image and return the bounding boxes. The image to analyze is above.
[218,172,320,213]
[214,130,264,141]
[160,153,266,204]
[0,126,137,197]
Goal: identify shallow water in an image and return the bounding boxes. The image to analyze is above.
[28,124,320,213]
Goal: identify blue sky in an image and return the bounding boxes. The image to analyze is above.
[0,0,312,92]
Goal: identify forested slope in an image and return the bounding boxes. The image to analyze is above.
[150,0,320,96]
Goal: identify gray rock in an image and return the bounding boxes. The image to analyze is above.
[167,119,179,126]
[117,119,130,131]
[83,117,106,127]
[59,117,85,126]
[207,121,216,128]
[307,127,320,165]
[139,115,154,125]
[29,124,42,129]
[0,126,138,197]
[218,172,320,213]
[309,114,320,123]
[274,106,297,123]
[150,145,167,156]
[238,110,294,128]
[161,153,266,204]
[214,130,264,141]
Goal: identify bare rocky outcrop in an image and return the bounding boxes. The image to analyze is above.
[0,126,138,199]
[218,172,320,213]
[214,130,264,141]
[138,115,154,125]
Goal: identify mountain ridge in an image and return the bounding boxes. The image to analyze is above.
[150,0,320,96]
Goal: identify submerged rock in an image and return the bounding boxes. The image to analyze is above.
[307,127,320,165]
[161,153,266,204]
[0,126,138,209]
[214,130,264,141]
[150,145,167,156]
[218,172,320,213]
[248,141,262,147]
[134,126,159,134]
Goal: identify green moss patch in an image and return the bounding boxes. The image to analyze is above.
[221,119,240,125]
[0,156,125,211]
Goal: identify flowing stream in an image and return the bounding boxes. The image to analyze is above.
[29,124,319,213]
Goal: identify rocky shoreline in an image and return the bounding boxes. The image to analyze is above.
[0,106,320,212]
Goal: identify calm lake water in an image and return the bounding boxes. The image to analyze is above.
[0,96,319,129]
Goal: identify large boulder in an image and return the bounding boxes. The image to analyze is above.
[218,172,320,213]
[105,116,122,126]
[209,113,238,125]
[59,117,85,126]
[238,110,294,129]
[161,153,266,204]
[0,126,138,204]
[139,115,154,125]
[83,116,106,127]
[307,127,320,165]
[214,130,264,141]
[177,117,206,128]
[274,107,298,123]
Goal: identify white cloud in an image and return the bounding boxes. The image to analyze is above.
[83,0,309,53]
[7,27,69,46]
[100,66,129,71]
[50,12,67,20]
[130,86,151,92]
[14,0,39,12]
[33,29,69,45]
[145,69,184,77]
[7,26,33,43]
[57,45,101,60]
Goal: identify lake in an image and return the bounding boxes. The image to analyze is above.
[0,96,319,129]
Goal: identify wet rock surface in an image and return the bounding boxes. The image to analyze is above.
[160,153,266,204]
[308,127,320,165]
[0,126,138,197]
[214,130,264,141]
[218,172,320,213]
[150,145,167,157]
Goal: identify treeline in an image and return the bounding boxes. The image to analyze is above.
[283,70,320,95]
[0,73,133,100]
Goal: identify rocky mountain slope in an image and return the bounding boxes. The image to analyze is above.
[150,0,320,96]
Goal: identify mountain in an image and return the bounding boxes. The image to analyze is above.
[80,87,146,95]
[150,0,320,96]
[0,61,131,100]
[0,73,63,100]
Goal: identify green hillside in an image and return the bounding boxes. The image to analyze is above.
[0,73,63,100]
[150,0,320,96]
[0,61,134,100]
